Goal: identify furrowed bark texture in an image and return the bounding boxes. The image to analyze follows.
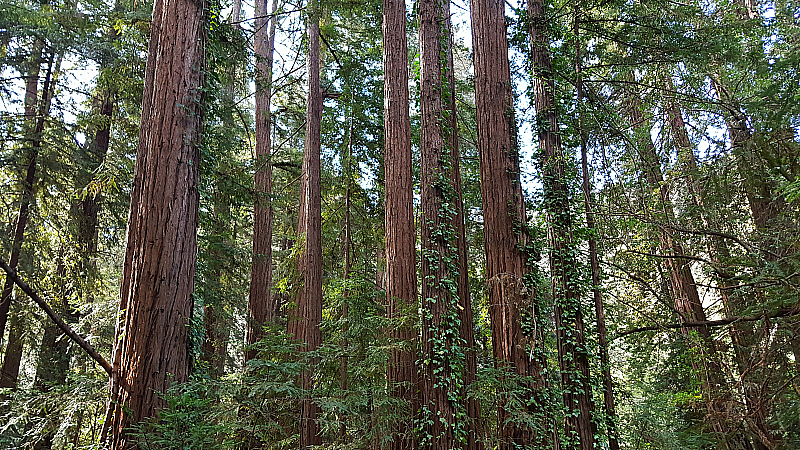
[418,0,466,447]
[246,0,279,363]
[470,0,551,448]
[529,2,595,449]
[443,7,482,450]
[287,5,323,448]
[108,0,206,445]
[383,0,418,447]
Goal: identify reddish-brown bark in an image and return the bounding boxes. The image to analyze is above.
[575,17,619,449]
[624,80,754,450]
[382,0,418,447]
[107,0,206,445]
[418,0,468,447]
[246,0,279,363]
[287,5,323,448]
[470,0,552,448]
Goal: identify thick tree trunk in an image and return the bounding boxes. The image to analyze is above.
[470,0,552,448]
[382,0,418,448]
[528,2,595,449]
[418,0,468,447]
[107,0,206,445]
[246,0,279,363]
[286,4,323,447]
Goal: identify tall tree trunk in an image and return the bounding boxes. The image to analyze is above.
[0,37,44,344]
[623,80,752,450]
[470,0,552,448]
[575,13,619,450]
[442,9,482,450]
[287,3,323,447]
[340,117,353,440]
[382,0,418,448]
[0,49,56,389]
[246,0,279,363]
[418,0,468,447]
[528,2,595,449]
[107,0,206,444]
[665,80,776,450]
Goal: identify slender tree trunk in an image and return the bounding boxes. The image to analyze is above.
[528,2,595,449]
[339,118,353,440]
[0,38,44,344]
[624,80,752,450]
[0,50,56,389]
[107,0,206,444]
[382,0,418,448]
[418,0,468,447]
[470,0,553,448]
[441,9,482,450]
[246,0,279,364]
[575,13,620,450]
[665,81,776,450]
[286,3,323,447]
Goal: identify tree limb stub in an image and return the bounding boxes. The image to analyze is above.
[613,307,800,341]
[0,258,112,375]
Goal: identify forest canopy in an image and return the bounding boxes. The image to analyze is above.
[0,0,799,449]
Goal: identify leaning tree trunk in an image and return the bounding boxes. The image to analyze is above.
[623,79,753,450]
[529,2,595,449]
[664,80,776,450]
[382,0,419,447]
[246,0,279,363]
[106,0,206,445]
[470,0,553,448]
[0,37,44,345]
[286,3,323,447]
[0,49,56,389]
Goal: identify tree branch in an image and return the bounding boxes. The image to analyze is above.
[612,307,800,341]
[0,258,112,375]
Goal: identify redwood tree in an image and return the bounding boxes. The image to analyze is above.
[246,0,279,363]
[286,3,323,447]
[470,0,552,447]
[418,0,469,447]
[529,1,595,448]
[383,0,418,447]
[107,0,206,444]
